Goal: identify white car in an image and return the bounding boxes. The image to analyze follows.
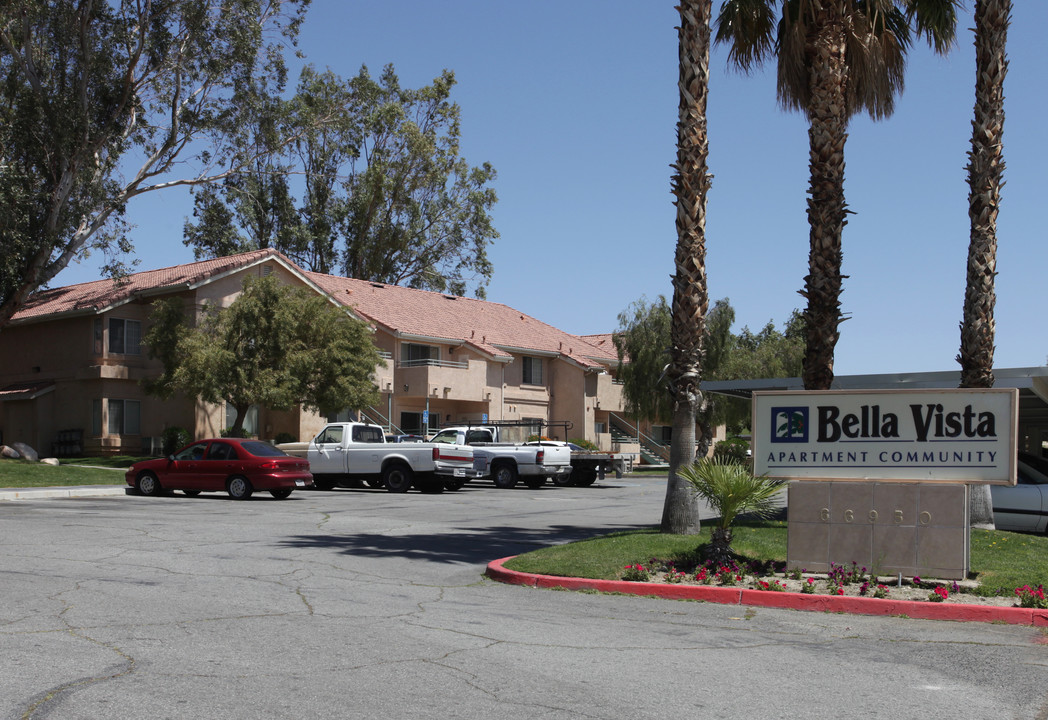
[991,453,1048,534]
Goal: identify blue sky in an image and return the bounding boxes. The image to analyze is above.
[54,1,1046,376]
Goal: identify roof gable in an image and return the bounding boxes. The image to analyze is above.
[11,249,305,324]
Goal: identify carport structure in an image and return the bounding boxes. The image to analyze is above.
[702,366,1048,456]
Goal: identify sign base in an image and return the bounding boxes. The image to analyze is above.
[786,481,970,581]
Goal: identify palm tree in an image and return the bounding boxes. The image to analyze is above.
[679,458,786,567]
[960,0,1011,528]
[715,0,958,390]
[663,0,714,535]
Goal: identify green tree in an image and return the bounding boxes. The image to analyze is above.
[715,0,958,389]
[615,298,802,443]
[664,0,714,535]
[678,458,786,567]
[184,64,499,298]
[0,0,309,331]
[959,0,1011,529]
[144,275,383,434]
[614,296,673,425]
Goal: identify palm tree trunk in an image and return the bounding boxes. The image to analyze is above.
[663,0,712,535]
[800,3,849,391]
[961,0,1011,529]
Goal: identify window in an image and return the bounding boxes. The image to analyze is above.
[401,343,438,365]
[522,357,543,385]
[107,400,141,435]
[206,442,236,461]
[352,425,384,443]
[108,318,141,355]
[225,405,258,435]
[315,426,344,444]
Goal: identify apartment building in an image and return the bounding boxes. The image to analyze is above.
[0,249,632,456]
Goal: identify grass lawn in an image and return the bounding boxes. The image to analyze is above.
[502,519,1048,598]
[0,458,130,487]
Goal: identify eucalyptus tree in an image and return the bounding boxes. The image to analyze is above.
[715,0,959,389]
[959,0,1012,528]
[183,64,499,298]
[665,0,715,535]
[0,0,309,331]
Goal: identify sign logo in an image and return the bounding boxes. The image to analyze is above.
[771,407,808,443]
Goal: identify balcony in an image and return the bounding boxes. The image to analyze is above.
[394,357,488,401]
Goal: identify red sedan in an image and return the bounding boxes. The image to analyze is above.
[125,438,313,500]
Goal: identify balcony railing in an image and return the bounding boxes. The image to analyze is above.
[396,358,468,369]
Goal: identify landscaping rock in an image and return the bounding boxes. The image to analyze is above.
[11,442,39,462]
[40,458,60,466]
[1,445,19,459]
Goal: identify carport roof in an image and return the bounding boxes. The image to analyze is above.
[702,367,1048,425]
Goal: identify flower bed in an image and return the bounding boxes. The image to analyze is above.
[622,559,1037,608]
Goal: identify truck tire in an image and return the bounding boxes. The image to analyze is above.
[492,463,518,489]
[574,468,598,487]
[553,471,575,487]
[416,476,445,494]
[383,463,414,493]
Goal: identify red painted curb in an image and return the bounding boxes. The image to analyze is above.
[486,556,1048,627]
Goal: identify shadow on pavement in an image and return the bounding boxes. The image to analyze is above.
[277,523,653,565]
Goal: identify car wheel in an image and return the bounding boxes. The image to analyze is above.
[136,472,162,497]
[443,479,465,491]
[524,476,545,489]
[227,476,253,500]
[183,490,202,497]
[383,463,414,493]
[269,488,293,499]
[492,463,518,489]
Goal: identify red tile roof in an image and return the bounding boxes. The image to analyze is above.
[12,250,278,322]
[14,249,616,370]
[309,273,606,368]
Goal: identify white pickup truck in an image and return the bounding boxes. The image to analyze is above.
[280,422,477,493]
[429,426,572,489]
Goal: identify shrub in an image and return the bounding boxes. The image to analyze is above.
[161,427,190,456]
[221,426,250,438]
[570,438,599,451]
[274,432,297,444]
[712,437,750,465]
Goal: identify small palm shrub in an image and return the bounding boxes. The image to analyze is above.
[677,458,786,567]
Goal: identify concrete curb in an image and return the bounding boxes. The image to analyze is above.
[486,556,1048,627]
[0,486,128,502]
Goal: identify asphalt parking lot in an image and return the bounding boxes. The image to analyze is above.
[3,476,1047,719]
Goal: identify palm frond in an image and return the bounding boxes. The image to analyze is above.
[678,458,786,530]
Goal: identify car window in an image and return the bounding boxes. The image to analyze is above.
[240,441,286,457]
[466,430,493,444]
[1017,462,1048,485]
[175,442,208,461]
[352,426,384,443]
[316,426,343,444]
[430,431,458,444]
[205,442,235,461]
